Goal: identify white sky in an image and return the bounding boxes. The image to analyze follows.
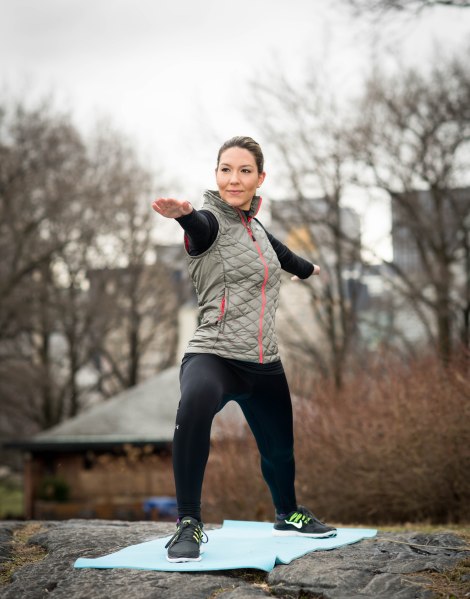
[1,0,470,258]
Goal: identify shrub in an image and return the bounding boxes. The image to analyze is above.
[203,352,469,524]
[37,476,70,502]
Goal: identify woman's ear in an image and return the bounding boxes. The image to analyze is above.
[258,171,266,188]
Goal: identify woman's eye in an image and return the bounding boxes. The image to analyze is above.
[241,169,252,173]
[221,167,230,172]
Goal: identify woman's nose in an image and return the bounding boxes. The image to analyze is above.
[229,171,240,184]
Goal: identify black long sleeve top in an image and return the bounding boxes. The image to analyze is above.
[176,209,314,279]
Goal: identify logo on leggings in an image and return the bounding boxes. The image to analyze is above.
[175,424,179,430]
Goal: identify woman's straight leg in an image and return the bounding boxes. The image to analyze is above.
[237,372,297,516]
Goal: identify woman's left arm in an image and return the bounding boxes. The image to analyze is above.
[264,229,319,279]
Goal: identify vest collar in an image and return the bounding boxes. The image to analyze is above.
[204,190,262,221]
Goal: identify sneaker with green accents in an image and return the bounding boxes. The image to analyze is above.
[165,516,208,562]
[273,506,337,538]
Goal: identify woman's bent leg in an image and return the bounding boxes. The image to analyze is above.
[173,354,240,521]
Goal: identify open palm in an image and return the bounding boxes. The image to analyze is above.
[152,198,193,219]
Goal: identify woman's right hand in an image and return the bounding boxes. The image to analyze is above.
[151,197,193,219]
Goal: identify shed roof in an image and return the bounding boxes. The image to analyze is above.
[8,365,245,452]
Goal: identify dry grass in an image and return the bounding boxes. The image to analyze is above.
[404,555,470,599]
[0,523,47,586]
[396,527,470,599]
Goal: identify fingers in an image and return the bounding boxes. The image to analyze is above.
[152,197,177,212]
[151,199,164,214]
[151,198,193,218]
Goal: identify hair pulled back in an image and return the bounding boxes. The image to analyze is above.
[216,136,264,174]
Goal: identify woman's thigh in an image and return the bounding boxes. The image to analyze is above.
[237,372,294,453]
[178,354,249,424]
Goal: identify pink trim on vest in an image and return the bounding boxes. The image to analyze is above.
[237,208,269,364]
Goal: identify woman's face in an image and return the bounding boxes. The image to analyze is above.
[215,147,266,211]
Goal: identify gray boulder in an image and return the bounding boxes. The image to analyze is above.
[0,521,468,599]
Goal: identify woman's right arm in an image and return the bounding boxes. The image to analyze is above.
[152,198,218,255]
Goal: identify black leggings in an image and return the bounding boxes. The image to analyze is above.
[172,353,297,521]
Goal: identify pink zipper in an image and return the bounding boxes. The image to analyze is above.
[237,209,269,363]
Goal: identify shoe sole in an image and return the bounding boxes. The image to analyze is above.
[272,529,337,538]
[166,555,202,562]
[166,546,205,562]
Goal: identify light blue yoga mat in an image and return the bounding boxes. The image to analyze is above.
[74,520,377,572]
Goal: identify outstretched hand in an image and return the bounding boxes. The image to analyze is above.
[152,197,193,219]
[291,265,320,282]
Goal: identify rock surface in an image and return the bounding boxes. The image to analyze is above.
[0,520,468,599]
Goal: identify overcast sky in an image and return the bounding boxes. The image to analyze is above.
[2,0,470,255]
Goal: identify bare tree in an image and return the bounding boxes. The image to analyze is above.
[0,99,82,342]
[350,53,470,363]
[247,46,469,375]
[83,125,178,396]
[0,97,94,429]
[344,0,470,16]
[247,72,364,389]
[0,97,178,438]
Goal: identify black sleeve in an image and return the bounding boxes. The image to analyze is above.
[175,209,219,256]
[254,219,314,279]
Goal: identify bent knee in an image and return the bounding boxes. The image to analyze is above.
[178,380,224,420]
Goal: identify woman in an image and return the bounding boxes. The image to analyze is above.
[152,136,336,563]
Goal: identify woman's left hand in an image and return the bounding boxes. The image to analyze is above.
[291,264,320,282]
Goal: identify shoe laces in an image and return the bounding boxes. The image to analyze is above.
[165,518,208,549]
[289,506,325,525]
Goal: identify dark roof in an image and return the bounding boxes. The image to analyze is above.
[7,365,245,452]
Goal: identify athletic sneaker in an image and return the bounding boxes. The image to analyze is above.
[165,516,208,562]
[273,506,337,538]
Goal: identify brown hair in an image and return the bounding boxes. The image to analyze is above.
[216,136,264,174]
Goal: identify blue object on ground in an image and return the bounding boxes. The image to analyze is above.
[143,496,178,518]
[74,520,377,572]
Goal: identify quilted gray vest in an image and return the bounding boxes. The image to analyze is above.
[185,190,282,363]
